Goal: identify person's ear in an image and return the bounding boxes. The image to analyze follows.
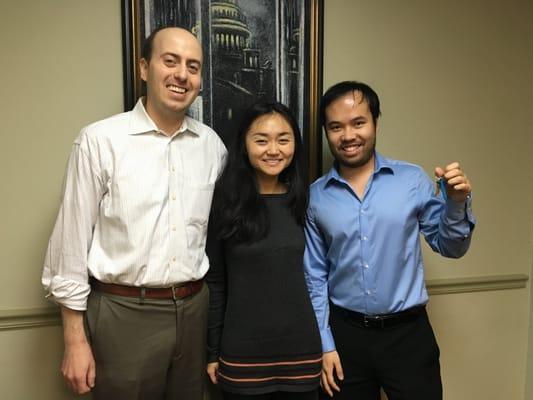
[139,58,149,82]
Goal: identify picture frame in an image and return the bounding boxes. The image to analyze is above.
[122,0,323,179]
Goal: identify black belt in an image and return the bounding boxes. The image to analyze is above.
[331,303,425,329]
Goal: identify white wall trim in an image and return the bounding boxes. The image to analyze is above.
[0,274,528,331]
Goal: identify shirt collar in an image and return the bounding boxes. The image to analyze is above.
[374,152,395,174]
[324,151,395,188]
[128,98,201,137]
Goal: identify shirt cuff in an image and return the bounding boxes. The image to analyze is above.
[320,327,336,352]
[207,351,219,363]
[445,195,476,226]
[45,276,91,311]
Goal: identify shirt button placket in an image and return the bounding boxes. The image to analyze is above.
[360,201,372,309]
[168,140,181,271]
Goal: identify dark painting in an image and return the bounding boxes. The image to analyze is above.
[123,0,323,178]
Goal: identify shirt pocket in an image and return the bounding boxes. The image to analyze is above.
[181,181,215,251]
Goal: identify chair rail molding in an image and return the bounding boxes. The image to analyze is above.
[0,274,528,331]
[427,274,528,295]
[0,306,61,331]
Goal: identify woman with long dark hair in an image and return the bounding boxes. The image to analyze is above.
[206,102,321,400]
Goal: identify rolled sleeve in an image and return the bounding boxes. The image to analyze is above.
[45,276,91,311]
[42,132,104,310]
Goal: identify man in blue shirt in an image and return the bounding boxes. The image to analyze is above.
[304,81,475,399]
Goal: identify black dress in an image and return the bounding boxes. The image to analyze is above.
[206,193,322,395]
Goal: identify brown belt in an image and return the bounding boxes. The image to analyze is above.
[89,277,203,300]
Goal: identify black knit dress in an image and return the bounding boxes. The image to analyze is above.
[206,193,322,395]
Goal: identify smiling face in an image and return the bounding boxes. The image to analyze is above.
[140,28,202,126]
[325,90,377,171]
[245,112,296,191]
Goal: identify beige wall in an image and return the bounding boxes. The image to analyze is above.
[1,0,532,399]
[323,0,533,399]
[527,253,533,400]
[0,1,122,398]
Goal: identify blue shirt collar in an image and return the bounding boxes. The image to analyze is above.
[324,152,395,188]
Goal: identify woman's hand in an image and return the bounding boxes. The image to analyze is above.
[207,361,219,384]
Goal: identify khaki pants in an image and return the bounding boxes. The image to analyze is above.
[85,283,208,400]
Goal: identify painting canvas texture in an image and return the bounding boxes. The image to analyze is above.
[141,0,308,145]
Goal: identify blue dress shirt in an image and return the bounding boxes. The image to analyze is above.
[303,153,475,352]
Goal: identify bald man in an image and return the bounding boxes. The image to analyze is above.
[42,27,227,399]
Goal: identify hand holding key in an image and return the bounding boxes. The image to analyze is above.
[435,162,472,203]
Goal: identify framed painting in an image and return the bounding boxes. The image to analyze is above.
[122,0,323,179]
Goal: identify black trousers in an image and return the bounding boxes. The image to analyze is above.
[223,390,318,400]
[323,305,442,400]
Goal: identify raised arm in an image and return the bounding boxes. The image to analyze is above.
[420,161,475,257]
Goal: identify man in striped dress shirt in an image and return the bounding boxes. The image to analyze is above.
[42,27,226,399]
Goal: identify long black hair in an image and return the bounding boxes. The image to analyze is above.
[212,102,308,244]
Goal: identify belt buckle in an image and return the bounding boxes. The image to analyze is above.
[171,283,192,300]
[171,285,178,301]
[363,315,384,328]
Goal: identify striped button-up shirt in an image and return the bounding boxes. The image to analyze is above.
[42,99,227,310]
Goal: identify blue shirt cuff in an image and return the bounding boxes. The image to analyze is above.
[445,195,476,226]
[320,327,336,352]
